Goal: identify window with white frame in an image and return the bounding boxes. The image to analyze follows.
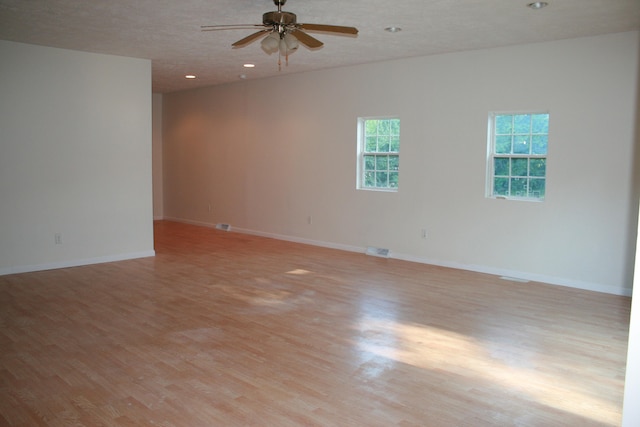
[487,112,549,200]
[357,117,400,191]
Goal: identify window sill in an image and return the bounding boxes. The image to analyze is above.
[490,195,544,202]
[358,187,398,193]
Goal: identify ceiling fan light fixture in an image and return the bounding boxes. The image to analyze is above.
[278,33,299,56]
[527,2,549,9]
[261,32,280,54]
[185,74,196,79]
[283,32,299,52]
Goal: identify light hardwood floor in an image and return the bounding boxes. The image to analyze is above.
[0,221,631,426]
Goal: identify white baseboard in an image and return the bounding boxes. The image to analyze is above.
[163,217,216,229]
[0,250,156,276]
[235,226,366,254]
[163,217,365,253]
[392,252,632,297]
[160,218,632,297]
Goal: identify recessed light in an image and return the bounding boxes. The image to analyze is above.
[527,2,548,9]
[384,27,402,33]
[185,75,196,79]
[238,74,247,79]
[243,63,255,68]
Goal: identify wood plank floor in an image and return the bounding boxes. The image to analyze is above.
[0,220,631,426]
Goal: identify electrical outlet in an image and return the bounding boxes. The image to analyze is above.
[421,229,427,239]
[308,215,313,225]
[54,233,63,245]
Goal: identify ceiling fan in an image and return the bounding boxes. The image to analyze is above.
[201,0,358,69]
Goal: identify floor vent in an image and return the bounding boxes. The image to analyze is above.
[365,246,390,258]
[216,223,231,232]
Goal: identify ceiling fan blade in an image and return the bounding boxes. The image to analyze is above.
[201,24,265,32]
[299,24,358,35]
[291,30,323,49]
[232,30,270,47]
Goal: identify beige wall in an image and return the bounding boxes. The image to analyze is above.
[153,93,164,220]
[162,31,639,296]
[0,41,154,274]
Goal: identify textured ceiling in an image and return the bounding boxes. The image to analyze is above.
[0,0,638,93]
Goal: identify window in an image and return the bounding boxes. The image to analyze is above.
[357,117,400,191]
[487,112,549,200]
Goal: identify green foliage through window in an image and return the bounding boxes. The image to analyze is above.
[489,113,548,200]
[359,118,400,190]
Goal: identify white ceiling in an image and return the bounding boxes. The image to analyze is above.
[0,0,638,93]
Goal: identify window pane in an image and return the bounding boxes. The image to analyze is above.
[388,155,399,171]
[364,155,376,171]
[390,136,400,152]
[530,158,546,177]
[513,114,531,134]
[376,172,388,187]
[495,115,513,134]
[494,157,509,176]
[364,171,375,187]
[511,158,528,176]
[511,178,527,197]
[390,119,400,135]
[365,136,377,152]
[495,136,512,154]
[531,114,549,134]
[529,178,545,198]
[378,120,390,135]
[494,177,509,196]
[378,136,390,152]
[513,136,531,154]
[365,120,378,135]
[376,155,388,171]
[532,135,547,155]
[389,172,399,188]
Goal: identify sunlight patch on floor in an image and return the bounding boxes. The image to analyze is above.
[285,269,311,275]
[355,316,619,425]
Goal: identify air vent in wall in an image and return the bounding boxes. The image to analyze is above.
[216,223,231,231]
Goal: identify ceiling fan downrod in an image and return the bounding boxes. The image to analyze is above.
[273,0,287,12]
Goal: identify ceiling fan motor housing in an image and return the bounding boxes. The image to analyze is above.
[263,11,297,26]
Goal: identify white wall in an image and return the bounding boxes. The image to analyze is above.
[622,35,640,426]
[0,41,154,274]
[623,227,640,424]
[162,31,639,296]
[152,93,164,219]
